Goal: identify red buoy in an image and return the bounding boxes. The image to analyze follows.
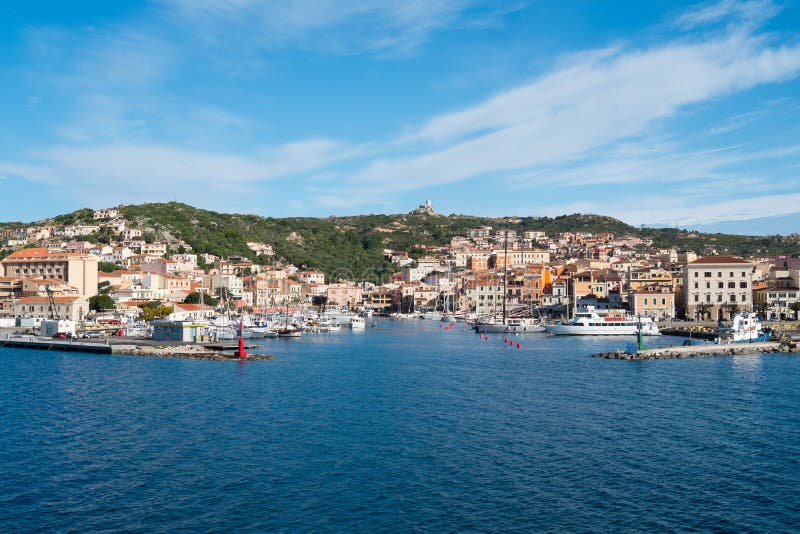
[517,342,521,349]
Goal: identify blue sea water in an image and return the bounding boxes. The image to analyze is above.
[1,320,799,532]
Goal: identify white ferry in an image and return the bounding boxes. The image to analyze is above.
[545,307,661,336]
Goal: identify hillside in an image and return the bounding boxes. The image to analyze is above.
[8,203,800,278]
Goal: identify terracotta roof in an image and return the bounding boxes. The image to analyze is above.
[173,303,204,311]
[16,296,81,303]
[1,247,95,261]
[690,255,751,265]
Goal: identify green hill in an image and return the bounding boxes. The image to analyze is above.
[13,203,800,279]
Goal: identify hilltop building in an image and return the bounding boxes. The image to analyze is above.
[411,200,435,216]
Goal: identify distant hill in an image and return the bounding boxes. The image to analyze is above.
[7,202,800,278]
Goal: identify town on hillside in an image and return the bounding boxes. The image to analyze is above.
[1,203,799,334]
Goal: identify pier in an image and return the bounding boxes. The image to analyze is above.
[593,341,798,360]
[0,335,272,360]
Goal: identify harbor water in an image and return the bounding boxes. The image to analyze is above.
[2,320,799,531]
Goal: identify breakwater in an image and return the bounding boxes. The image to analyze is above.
[594,341,798,360]
[0,336,273,360]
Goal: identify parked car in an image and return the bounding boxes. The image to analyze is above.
[80,331,103,339]
[51,332,72,339]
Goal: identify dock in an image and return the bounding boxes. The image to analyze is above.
[0,336,273,360]
[593,341,798,360]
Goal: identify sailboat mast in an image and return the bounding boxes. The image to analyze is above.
[502,225,508,325]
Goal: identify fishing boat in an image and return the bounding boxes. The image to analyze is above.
[717,311,772,343]
[276,299,302,338]
[545,307,661,336]
[276,328,302,337]
[350,317,366,329]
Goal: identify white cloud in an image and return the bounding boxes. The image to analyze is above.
[342,31,800,195]
[674,0,779,30]
[0,140,364,207]
[157,0,504,56]
[617,193,800,226]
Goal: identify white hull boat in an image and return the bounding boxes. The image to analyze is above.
[476,318,547,333]
[545,307,660,336]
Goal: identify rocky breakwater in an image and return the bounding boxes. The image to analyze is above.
[116,344,275,361]
[593,341,798,360]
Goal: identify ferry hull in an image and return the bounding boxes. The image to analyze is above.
[545,324,661,336]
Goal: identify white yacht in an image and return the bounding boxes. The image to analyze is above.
[350,317,366,329]
[545,307,661,336]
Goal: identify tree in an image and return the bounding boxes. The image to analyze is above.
[98,261,118,273]
[789,302,800,320]
[89,294,115,312]
[312,295,328,311]
[184,292,219,306]
[97,280,113,295]
[138,303,173,321]
[94,227,116,244]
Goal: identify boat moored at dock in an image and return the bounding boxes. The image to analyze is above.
[545,307,661,336]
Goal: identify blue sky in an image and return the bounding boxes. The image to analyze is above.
[1,1,800,233]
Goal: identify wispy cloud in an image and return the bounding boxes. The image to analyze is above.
[1,139,366,207]
[708,110,767,134]
[674,0,780,30]
[343,32,800,194]
[157,0,513,56]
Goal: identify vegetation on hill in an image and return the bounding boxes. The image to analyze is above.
[4,203,799,279]
[118,203,800,278]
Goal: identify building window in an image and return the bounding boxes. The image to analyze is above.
[662,298,666,305]
[704,272,711,277]
[717,294,723,302]
[741,293,747,302]
[730,294,736,302]
[740,282,747,288]
[694,282,698,289]
[694,272,699,278]
[729,272,734,277]
[718,272,722,277]
[728,282,735,288]
[718,282,724,289]
[694,295,699,302]
[706,295,711,302]
[706,282,710,289]
[644,298,648,305]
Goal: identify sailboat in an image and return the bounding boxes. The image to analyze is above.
[277,299,302,337]
[475,227,546,334]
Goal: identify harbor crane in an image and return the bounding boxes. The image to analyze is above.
[45,284,60,321]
